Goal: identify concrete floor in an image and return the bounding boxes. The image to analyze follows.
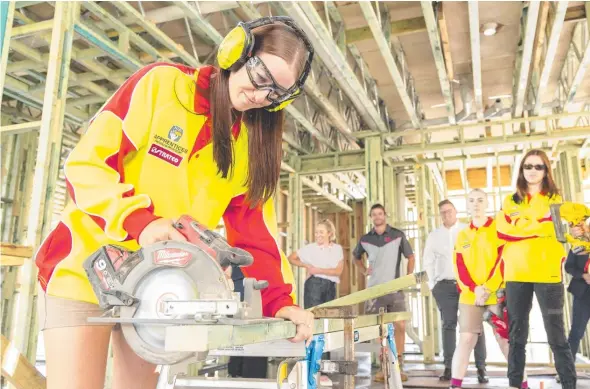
[323,364,590,389]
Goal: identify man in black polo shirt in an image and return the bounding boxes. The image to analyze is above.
[353,203,415,382]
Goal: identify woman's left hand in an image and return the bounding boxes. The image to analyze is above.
[474,286,490,306]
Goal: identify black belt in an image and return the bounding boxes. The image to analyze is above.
[438,279,457,284]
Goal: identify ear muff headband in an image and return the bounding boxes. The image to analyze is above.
[216,16,315,111]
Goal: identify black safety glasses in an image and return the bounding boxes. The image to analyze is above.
[245,56,300,104]
[523,164,546,171]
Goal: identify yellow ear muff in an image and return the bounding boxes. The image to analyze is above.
[217,26,248,70]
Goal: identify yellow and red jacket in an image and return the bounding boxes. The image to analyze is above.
[34,63,295,317]
[454,217,505,305]
[496,192,566,283]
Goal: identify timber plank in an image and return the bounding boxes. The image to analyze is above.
[0,334,46,389]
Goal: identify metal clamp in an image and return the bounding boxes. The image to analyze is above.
[319,360,358,376]
[305,335,325,389]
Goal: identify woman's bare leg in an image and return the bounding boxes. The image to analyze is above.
[451,331,479,385]
[44,325,112,389]
[111,326,160,389]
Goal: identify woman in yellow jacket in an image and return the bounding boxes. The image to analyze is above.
[496,149,576,389]
[451,189,527,388]
[34,17,315,389]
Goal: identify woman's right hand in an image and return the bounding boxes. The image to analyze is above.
[138,218,188,246]
[571,223,590,239]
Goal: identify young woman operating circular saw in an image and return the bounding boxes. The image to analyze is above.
[34,16,315,389]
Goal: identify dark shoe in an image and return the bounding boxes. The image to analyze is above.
[477,367,489,384]
[439,367,451,381]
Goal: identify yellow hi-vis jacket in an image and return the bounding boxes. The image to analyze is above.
[496,192,566,283]
[454,217,505,305]
[34,63,296,317]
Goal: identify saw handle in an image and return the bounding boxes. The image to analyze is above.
[173,215,254,268]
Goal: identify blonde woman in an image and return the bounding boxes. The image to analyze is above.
[288,219,344,309]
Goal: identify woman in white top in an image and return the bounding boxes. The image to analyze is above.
[288,219,344,309]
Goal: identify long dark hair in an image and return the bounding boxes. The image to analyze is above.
[210,23,308,206]
[513,149,559,203]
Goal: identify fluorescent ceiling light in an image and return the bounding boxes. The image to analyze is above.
[488,94,512,100]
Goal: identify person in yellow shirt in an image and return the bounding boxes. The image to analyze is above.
[34,17,315,389]
[496,149,576,389]
[450,189,528,388]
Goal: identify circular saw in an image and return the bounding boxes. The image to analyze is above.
[83,215,265,365]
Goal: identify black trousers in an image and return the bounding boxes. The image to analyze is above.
[304,276,336,362]
[506,282,577,389]
[568,294,590,356]
[304,276,337,309]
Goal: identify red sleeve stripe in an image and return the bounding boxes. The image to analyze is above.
[497,232,538,242]
[456,252,477,292]
[504,213,512,223]
[486,245,504,281]
[537,216,552,223]
[585,257,590,273]
[35,222,73,291]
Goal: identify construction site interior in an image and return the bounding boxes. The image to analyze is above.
[1,1,590,389]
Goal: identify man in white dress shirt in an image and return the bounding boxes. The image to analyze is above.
[423,199,488,383]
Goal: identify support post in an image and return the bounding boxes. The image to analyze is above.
[416,163,435,363]
[383,165,397,223]
[312,305,359,388]
[343,317,355,389]
[14,1,77,363]
[495,152,503,212]
[558,149,584,202]
[441,159,448,200]
[289,172,305,306]
[0,1,15,97]
[365,135,384,227]
[395,171,406,224]
[426,168,436,234]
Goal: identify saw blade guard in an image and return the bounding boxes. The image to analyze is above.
[119,240,234,365]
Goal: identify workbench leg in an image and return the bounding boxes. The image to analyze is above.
[343,318,355,389]
[289,172,305,306]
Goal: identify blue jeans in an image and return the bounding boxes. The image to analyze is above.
[568,294,590,356]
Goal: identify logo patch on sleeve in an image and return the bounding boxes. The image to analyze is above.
[148,143,183,167]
